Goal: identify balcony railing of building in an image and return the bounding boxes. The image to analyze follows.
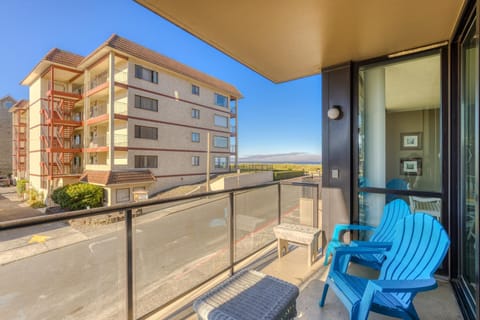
[88,134,128,148]
[114,68,128,83]
[89,102,128,119]
[0,181,320,320]
[89,104,108,118]
[89,72,109,90]
[107,133,128,147]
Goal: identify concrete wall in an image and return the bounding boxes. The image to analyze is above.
[210,171,274,191]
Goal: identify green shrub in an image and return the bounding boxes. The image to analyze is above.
[273,170,305,181]
[52,183,103,211]
[30,201,46,208]
[16,179,28,196]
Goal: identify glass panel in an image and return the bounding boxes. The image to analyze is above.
[358,192,391,239]
[0,213,126,319]
[134,196,230,318]
[409,196,442,222]
[234,185,278,261]
[358,53,442,192]
[460,19,478,298]
[280,184,318,227]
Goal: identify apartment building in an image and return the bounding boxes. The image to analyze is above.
[10,99,28,180]
[0,95,16,175]
[15,34,241,205]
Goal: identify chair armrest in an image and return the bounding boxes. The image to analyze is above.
[370,278,438,293]
[330,247,387,272]
[331,224,376,241]
[350,241,392,250]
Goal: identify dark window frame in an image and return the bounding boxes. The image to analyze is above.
[135,64,159,84]
[134,95,158,112]
[192,84,200,96]
[134,155,158,168]
[134,125,158,140]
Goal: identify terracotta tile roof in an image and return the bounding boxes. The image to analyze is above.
[98,34,242,98]
[9,99,29,112]
[44,48,84,68]
[80,170,156,186]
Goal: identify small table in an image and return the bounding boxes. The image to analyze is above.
[273,223,322,266]
[193,269,299,320]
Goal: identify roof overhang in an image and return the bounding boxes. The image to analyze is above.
[135,0,465,83]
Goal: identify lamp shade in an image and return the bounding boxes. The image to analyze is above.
[327,106,341,120]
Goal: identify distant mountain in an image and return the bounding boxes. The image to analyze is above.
[239,152,322,164]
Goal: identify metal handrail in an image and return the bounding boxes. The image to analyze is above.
[0,180,321,320]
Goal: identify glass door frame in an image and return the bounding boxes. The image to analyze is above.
[451,3,480,319]
[351,46,450,274]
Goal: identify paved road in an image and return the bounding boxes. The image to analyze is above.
[0,186,305,319]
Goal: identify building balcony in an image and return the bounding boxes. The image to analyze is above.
[0,181,461,319]
[87,134,128,149]
[88,102,128,123]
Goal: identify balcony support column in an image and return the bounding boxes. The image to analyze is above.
[108,52,115,169]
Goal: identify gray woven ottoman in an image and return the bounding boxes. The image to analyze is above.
[193,270,299,320]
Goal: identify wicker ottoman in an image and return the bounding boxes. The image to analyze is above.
[193,270,299,320]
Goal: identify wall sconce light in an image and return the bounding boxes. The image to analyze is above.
[327,106,342,120]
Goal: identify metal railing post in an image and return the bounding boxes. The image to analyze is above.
[126,209,134,320]
[229,192,235,275]
[314,184,319,228]
[278,183,282,224]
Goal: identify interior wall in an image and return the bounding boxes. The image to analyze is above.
[386,108,441,191]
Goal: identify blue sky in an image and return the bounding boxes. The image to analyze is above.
[0,0,322,160]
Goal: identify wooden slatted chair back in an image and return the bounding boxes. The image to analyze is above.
[379,213,450,306]
[369,199,411,243]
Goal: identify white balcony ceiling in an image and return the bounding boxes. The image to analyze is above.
[135,0,464,83]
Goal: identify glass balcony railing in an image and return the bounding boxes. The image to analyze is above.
[89,104,108,118]
[0,182,320,319]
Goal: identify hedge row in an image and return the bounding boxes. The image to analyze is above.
[51,183,103,211]
[273,170,305,181]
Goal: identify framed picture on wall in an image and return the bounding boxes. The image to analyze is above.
[400,132,423,150]
[400,158,422,176]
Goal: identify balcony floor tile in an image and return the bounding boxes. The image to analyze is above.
[261,246,463,320]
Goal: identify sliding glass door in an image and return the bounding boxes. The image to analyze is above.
[356,51,444,239]
[459,16,479,316]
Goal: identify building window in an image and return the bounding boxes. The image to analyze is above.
[5,101,13,108]
[192,108,200,119]
[214,115,228,128]
[214,157,228,169]
[213,136,228,148]
[116,188,130,203]
[192,132,200,143]
[135,64,158,84]
[192,156,200,166]
[215,93,228,107]
[134,155,158,168]
[134,125,158,140]
[192,84,200,95]
[135,95,158,112]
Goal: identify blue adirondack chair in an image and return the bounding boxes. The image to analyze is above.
[319,213,450,320]
[386,178,409,203]
[324,199,411,267]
